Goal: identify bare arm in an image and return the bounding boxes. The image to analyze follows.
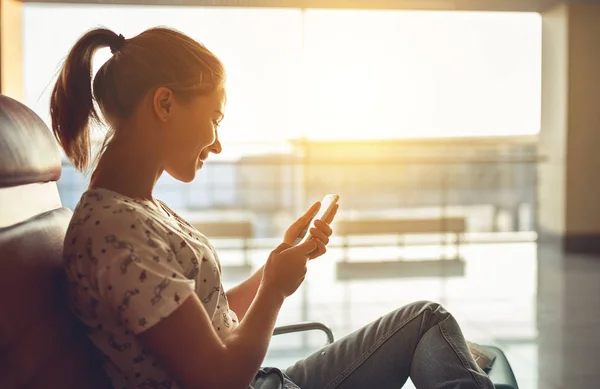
[139,284,283,389]
[138,240,318,389]
[226,265,264,320]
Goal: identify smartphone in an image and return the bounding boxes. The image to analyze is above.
[295,194,339,245]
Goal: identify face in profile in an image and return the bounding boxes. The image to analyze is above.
[157,87,225,183]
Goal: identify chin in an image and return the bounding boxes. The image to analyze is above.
[179,175,196,183]
[166,158,203,183]
[168,168,197,183]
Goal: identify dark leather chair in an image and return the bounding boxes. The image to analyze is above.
[0,94,517,389]
[0,94,111,389]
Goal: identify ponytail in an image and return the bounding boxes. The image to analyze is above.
[50,26,225,172]
[50,28,123,172]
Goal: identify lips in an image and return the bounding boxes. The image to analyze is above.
[196,153,208,170]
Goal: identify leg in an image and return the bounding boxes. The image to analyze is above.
[283,301,494,389]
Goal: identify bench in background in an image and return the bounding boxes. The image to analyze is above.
[335,217,467,280]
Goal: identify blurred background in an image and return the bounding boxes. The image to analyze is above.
[3,1,600,388]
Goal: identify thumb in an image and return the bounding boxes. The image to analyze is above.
[295,238,318,254]
[300,202,321,223]
[274,242,291,254]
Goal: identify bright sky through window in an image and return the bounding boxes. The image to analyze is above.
[23,5,541,144]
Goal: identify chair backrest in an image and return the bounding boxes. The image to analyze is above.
[0,95,111,389]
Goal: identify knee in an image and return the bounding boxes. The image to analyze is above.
[382,300,453,333]
[404,300,451,322]
[408,300,443,312]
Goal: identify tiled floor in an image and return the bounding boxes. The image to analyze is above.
[218,239,600,389]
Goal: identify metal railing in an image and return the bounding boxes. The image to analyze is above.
[57,136,540,240]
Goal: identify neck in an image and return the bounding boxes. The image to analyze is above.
[90,135,163,201]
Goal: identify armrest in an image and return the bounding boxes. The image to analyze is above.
[481,346,519,389]
[273,322,335,345]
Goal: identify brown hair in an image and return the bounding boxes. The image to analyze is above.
[50,27,225,171]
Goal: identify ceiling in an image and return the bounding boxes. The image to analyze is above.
[20,0,600,12]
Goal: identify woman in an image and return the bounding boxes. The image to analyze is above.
[53,27,495,389]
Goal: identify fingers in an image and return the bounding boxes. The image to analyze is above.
[323,203,339,224]
[289,202,321,245]
[309,227,329,245]
[300,202,321,224]
[288,202,338,260]
[309,239,327,260]
[313,219,332,237]
[295,238,318,255]
[305,211,336,260]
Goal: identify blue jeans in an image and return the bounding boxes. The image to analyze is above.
[253,301,495,389]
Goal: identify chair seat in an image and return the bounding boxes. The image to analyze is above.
[484,346,519,389]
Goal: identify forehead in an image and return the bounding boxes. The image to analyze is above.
[200,88,226,111]
[189,88,225,113]
[213,88,226,110]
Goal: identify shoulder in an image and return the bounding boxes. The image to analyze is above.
[65,189,172,249]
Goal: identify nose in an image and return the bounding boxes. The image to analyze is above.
[210,138,222,154]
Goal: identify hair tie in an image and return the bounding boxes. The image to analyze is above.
[110,34,126,55]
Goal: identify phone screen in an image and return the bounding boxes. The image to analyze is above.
[297,194,339,245]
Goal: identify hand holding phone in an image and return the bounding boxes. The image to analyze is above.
[294,194,339,246]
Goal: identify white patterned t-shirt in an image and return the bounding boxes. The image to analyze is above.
[63,187,239,389]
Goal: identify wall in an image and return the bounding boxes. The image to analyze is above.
[0,0,22,100]
[538,3,568,235]
[539,2,600,245]
[565,3,600,234]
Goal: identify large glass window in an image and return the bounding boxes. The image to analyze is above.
[21,5,541,229]
[302,10,541,139]
[23,5,541,145]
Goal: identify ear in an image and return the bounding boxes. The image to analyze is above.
[152,87,174,123]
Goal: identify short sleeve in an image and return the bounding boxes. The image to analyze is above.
[95,216,195,335]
